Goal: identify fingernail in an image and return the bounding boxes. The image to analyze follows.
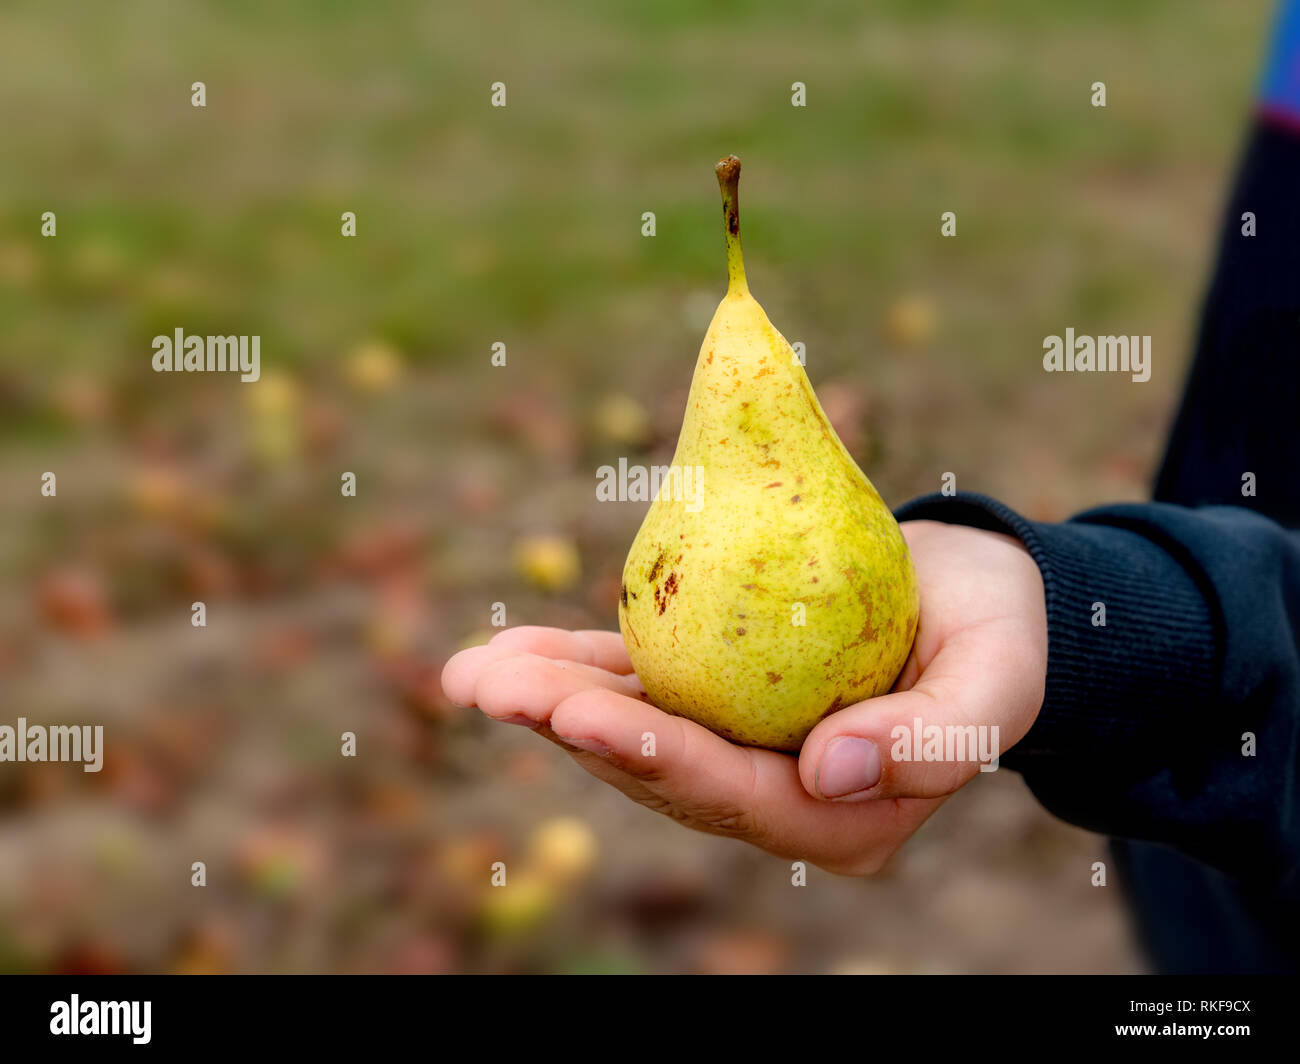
[491,713,540,729]
[816,737,882,799]
[556,734,612,758]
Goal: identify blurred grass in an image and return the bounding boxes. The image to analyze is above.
[0,0,1267,386]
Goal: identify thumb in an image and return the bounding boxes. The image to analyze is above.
[797,651,1009,801]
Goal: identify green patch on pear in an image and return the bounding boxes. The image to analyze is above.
[618,155,919,752]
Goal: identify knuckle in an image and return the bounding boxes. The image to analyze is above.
[622,757,670,784]
[702,807,759,837]
[639,795,759,839]
[639,794,676,817]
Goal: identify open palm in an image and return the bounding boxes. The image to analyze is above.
[441,520,1046,875]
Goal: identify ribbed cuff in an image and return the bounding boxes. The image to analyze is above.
[894,492,1220,771]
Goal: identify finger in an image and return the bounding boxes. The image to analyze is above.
[441,642,521,707]
[548,687,931,865]
[551,687,758,791]
[489,626,634,674]
[473,653,646,726]
[441,628,635,707]
[798,626,1027,802]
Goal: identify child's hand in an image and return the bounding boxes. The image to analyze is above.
[441,520,1046,875]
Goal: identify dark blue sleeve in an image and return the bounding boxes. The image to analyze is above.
[895,492,1300,899]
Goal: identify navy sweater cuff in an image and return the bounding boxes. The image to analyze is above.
[893,492,1219,771]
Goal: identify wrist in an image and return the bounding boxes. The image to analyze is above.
[894,492,1218,769]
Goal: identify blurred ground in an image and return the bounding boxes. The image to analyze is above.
[0,0,1272,972]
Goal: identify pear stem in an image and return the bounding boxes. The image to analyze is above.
[715,155,747,295]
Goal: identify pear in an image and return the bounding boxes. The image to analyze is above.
[618,156,919,752]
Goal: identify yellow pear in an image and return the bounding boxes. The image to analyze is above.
[618,156,919,751]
